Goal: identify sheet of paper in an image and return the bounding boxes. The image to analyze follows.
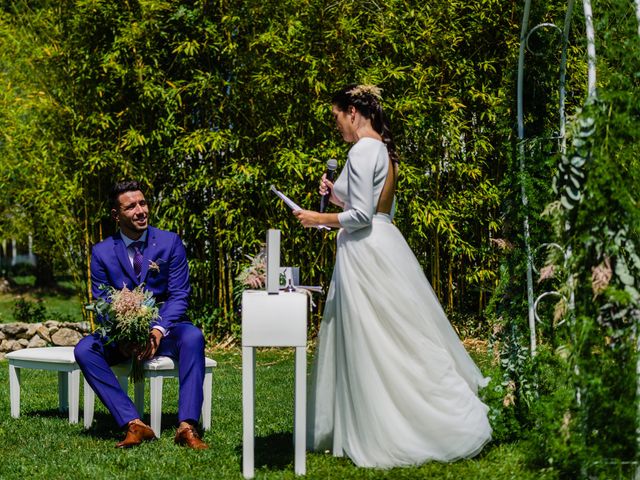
[270,185,302,211]
[270,185,330,230]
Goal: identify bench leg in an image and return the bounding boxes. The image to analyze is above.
[58,371,69,413]
[117,375,129,395]
[9,364,20,418]
[134,379,145,418]
[150,376,163,437]
[68,370,80,424]
[83,378,95,429]
[202,368,212,431]
[83,375,140,428]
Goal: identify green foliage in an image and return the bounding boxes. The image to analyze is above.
[552,1,640,469]
[482,372,525,444]
[11,297,47,324]
[0,0,522,339]
[188,303,237,343]
[523,347,580,475]
[486,0,640,476]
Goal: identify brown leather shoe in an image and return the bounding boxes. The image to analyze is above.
[174,422,208,450]
[116,419,156,448]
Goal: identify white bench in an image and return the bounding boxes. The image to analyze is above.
[6,346,80,423]
[5,346,216,436]
[83,355,217,437]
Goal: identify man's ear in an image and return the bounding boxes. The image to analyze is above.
[111,208,119,222]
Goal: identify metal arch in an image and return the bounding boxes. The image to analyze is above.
[534,291,568,327]
[516,0,536,356]
[525,23,563,56]
[517,0,591,356]
[517,0,532,142]
[583,0,598,98]
[559,0,576,145]
[635,0,640,37]
[517,2,572,356]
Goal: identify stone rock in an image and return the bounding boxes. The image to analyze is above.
[17,324,40,340]
[1,339,23,352]
[44,320,60,333]
[2,323,29,337]
[27,335,48,348]
[25,323,42,338]
[17,338,29,348]
[0,331,5,341]
[36,325,52,343]
[51,328,83,346]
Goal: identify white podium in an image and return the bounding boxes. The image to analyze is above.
[242,289,308,478]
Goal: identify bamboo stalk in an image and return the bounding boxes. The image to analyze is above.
[435,235,441,299]
[226,251,234,322]
[448,264,454,310]
[218,242,227,321]
[84,202,94,331]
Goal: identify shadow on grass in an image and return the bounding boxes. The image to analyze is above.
[236,432,295,471]
[20,407,78,420]
[78,412,125,439]
[80,411,183,440]
[15,408,122,439]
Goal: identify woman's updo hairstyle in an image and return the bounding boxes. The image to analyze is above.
[331,84,399,163]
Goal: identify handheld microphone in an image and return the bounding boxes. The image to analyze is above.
[320,159,338,213]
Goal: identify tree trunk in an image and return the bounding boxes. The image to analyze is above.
[34,252,56,288]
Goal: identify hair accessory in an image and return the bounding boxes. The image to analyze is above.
[348,84,383,100]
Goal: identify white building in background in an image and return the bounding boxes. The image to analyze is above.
[1,236,36,267]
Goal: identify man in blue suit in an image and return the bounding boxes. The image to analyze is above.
[75,180,207,449]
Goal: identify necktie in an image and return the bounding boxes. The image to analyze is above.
[131,241,144,278]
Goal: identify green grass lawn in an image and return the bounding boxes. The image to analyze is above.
[0,348,556,480]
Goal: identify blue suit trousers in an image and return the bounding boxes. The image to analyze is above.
[75,323,205,428]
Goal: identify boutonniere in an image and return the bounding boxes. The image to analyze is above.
[148,260,161,273]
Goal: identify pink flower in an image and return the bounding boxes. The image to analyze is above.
[591,256,612,298]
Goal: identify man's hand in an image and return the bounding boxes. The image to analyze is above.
[138,328,163,361]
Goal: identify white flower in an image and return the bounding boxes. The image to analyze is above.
[348,84,383,99]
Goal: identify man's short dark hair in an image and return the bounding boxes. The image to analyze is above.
[109,181,144,211]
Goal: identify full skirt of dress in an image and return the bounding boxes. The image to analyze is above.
[307,214,492,468]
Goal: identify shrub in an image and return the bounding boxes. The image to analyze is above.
[12,297,47,323]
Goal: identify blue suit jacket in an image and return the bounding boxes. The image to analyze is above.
[90,225,191,332]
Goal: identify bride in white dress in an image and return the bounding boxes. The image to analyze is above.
[293,84,492,468]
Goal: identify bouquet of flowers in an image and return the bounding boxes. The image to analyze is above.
[86,284,160,382]
[233,247,267,305]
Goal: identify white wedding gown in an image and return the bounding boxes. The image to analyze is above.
[307,137,492,468]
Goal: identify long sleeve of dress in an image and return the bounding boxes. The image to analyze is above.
[337,143,377,233]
